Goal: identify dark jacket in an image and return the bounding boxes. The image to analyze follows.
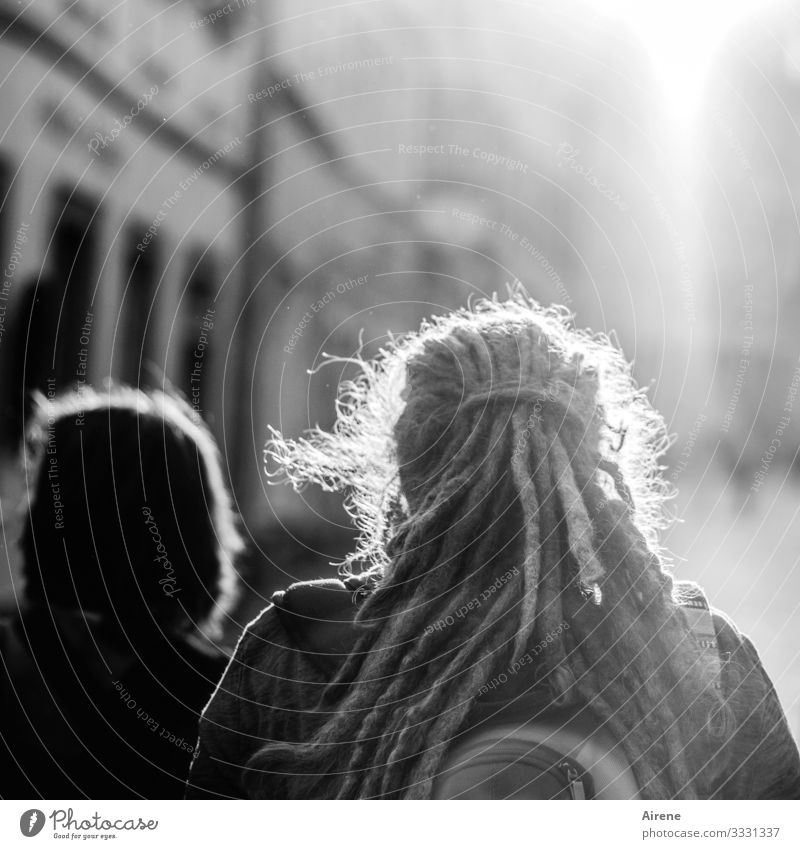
[187,577,800,799]
[0,605,227,799]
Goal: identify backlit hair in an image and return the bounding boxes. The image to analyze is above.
[251,291,729,798]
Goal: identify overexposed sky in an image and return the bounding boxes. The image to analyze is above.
[588,0,773,128]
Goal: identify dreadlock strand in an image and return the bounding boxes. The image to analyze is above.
[547,433,604,588]
[374,582,523,796]
[571,563,698,797]
[509,409,543,657]
[529,427,579,702]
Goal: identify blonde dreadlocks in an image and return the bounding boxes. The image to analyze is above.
[248,293,728,799]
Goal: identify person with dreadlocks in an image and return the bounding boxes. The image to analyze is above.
[188,293,800,800]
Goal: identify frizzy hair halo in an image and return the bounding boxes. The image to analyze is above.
[264,289,673,577]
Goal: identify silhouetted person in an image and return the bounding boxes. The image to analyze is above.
[0,386,242,799]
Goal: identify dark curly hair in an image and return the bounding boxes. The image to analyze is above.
[20,386,242,638]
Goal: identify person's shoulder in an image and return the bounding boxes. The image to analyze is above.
[272,575,369,618]
[672,579,752,654]
[230,602,287,661]
[708,607,748,652]
[229,577,352,654]
[240,574,371,674]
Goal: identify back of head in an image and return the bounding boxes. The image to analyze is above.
[393,306,610,574]
[253,292,728,799]
[21,386,241,638]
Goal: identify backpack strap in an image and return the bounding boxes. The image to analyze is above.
[673,580,723,693]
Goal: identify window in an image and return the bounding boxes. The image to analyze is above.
[49,187,99,388]
[119,222,161,387]
[180,248,218,420]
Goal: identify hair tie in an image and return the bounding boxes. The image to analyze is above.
[458,383,551,412]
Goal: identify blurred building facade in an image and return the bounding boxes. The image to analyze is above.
[1,0,695,592]
[0,0,258,596]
